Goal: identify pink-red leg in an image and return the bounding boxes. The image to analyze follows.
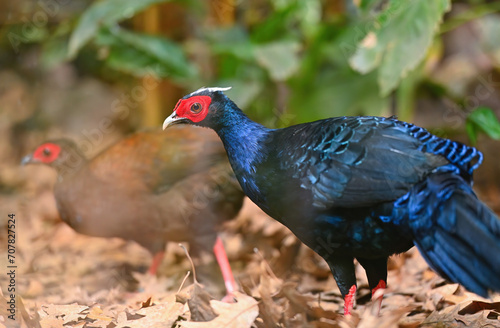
[371,280,386,315]
[371,279,386,297]
[344,285,357,315]
[213,236,237,302]
[148,251,165,275]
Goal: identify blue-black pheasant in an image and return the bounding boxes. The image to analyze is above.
[163,87,500,315]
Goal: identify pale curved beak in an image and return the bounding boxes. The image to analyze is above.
[21,155,34,166]
[162,112,186,130]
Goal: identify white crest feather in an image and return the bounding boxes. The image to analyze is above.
[189,86,232,96]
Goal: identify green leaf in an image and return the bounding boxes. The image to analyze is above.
[206,27,255,61]
[42,37,70,69]
[41,22,73,70]
[7,25,49,45]
[250,3,299,43]
[358,0,384,11]
[395,61,424,122]
[217,79,262,109]
[439,2,500,34]
[254,40,300,81]
[68,0,170,58]
[466,107,500,144]
[296,0,321,39]
[290,68,389,123]
[349,0,451,96]
[95,27,196,79]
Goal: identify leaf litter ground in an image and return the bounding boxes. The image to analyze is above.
[0,172,499,328]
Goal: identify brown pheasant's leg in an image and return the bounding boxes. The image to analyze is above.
[213,236,237,301]
[148,251,165,275]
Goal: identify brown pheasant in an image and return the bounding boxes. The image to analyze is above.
[22,126,245,299]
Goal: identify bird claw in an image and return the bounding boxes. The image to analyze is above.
[221,293,236,303]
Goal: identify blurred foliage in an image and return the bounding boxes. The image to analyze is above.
[67,0,170,57]
[466,106,500,144]
[2,0,500,139]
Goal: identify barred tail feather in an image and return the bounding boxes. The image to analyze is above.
[408,171,500,297]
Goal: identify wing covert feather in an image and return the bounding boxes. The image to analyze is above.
[279,117,447,208]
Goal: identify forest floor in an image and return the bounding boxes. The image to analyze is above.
[1,168,500,328]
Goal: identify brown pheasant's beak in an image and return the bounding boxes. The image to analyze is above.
[162,112,187,130]
[21,154,34,166]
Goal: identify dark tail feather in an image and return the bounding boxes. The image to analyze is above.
[408,170,500,297]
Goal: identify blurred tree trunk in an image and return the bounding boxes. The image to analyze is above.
[134,1,235,128]
[137,6,161,128]
[133,3,186,128]
[210,0,235,26]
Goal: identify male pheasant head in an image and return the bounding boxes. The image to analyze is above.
[163,87,233,130]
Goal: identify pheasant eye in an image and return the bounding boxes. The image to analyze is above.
[43,148,51,156]
[191,103,202,113]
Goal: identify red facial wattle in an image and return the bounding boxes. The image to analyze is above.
[33,143,61,163]
[174,95,212,123]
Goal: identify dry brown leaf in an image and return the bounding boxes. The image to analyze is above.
[278,282,318,321]
[173,242,218,322]
[455,311,491,327]
[187,282,218,322]
[40,303,89,324]
[297,247,332,279]
[115,310,128,324]
[282,312,313,328]
[458,300,500,315]
[140,296,153,308]
[255,261,283,296]
[425,283,460,312]
[424,300,500,327]
[256,266,284,326]
[273,235,302,277]
[86,319,115,328]
[337,311,360,328]
[24,280,45,298]
[179,292,258,328]
[357,305,412,328]
[39,317,65,328]
[309,319,341,328]
[112,300,184,328]
[279,282,315,312]
[398,312,428,328]
[133,271,177,297]
[309,306,342,326]
[5,151,500,328]
[299,275,338,297]
[86,305,114,323]
[18,297,42,328]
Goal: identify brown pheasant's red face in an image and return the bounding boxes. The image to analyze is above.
[172,95,212,123]
[32,143,61,163]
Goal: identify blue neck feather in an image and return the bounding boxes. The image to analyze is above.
[214,101,271,178]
